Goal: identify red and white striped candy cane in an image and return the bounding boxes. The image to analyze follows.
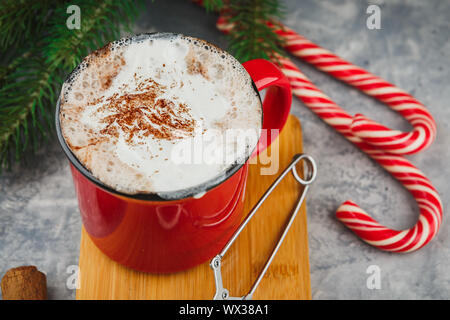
[270,22,436,155]
[216,16,442,252]
[278,55,442,252]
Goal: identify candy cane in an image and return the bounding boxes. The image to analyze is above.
[215,15,442,252]
[277,56,442,252]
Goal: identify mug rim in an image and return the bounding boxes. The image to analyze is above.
[55,32,263,202]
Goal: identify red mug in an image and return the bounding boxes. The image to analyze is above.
[56,36,292,273]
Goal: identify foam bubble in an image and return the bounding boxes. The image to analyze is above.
[59,33,262,196]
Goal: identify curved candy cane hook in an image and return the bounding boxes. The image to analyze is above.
[214,15,443,252]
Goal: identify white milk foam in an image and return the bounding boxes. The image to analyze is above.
[59,33,262,197]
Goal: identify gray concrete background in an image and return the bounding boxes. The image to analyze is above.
[1,0,449,299]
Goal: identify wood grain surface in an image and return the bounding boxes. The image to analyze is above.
[76,114,311,300]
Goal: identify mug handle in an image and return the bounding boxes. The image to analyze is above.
[243,59,292,158]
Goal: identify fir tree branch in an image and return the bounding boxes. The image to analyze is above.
[202,0,224,12]
[0,0,143,171]
[44,0,142,71]
[0,55,57,169]
[226,0,286,62]
[201,0,286,63]
[0,0,63,50]
[0,50,32,87]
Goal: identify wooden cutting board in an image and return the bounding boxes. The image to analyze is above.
[76,114,311,300]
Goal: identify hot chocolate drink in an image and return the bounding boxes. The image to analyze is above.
[59,33,262,198]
